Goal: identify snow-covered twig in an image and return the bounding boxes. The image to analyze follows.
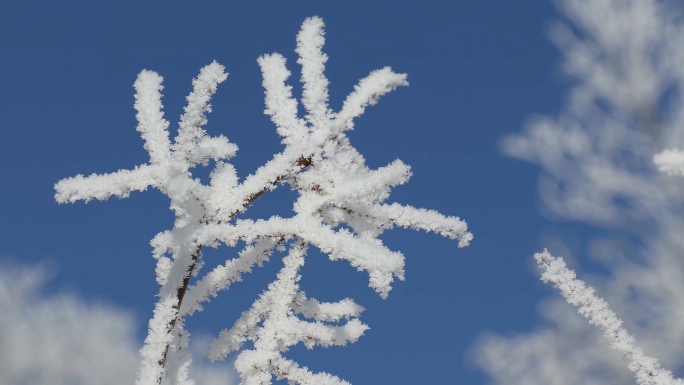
[535,250,684,385]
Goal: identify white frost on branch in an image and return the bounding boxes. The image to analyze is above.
[55,16,471,385]
[535,250,684,385]
[208,243,367,385]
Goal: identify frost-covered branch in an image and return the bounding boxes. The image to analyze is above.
[55,16,471,385]
[535,250,684,385]
[208,242,367,370]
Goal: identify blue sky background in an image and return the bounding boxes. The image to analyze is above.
[0,1,576,383]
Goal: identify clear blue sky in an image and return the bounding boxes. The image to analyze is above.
[0,1,569,383]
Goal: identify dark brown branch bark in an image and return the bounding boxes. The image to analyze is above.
[157,245,202,371]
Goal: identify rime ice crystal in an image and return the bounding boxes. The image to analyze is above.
[55,16,471,385]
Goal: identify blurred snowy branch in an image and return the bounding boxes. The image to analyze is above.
[654,149,684,176]
[474,1,684,384]
[55,17,471,385]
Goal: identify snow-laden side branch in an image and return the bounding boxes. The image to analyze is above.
[55,16,471,385]
[174,61,236,169]
[134,70,171,165]
[180,237,280,316]
[337,67,409,132]
[535,250,684,385]
[296,16,331,129]
[257,53,306,144]
[208,241,368,385]
[54,165,159,203]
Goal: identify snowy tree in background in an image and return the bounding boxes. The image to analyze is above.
[55,17,471,385]
[472,1,684,384]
